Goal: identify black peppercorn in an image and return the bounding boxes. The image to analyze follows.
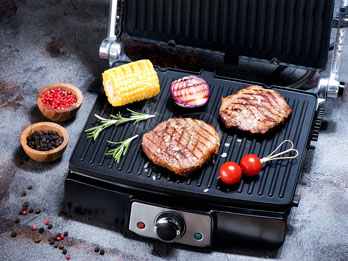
[35,208,41,214]
[27,130,64,151]
[39,227,44,233]
[23,202,29,208]
[100,249,105,255]
[21,191,26,197]
[48,224,53,229]
[10,231,17,238]
[63,231,68,237]
[94,246,100,252]
[29,208,34,213]
[62,248,67,255]
[15,218,20,224]
[27,185,32,190]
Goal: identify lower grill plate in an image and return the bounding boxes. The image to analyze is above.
[69,68,317,210]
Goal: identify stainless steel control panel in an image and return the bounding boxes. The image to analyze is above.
[128,202,212,247]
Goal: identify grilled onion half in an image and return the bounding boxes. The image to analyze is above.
[170,76,210,108]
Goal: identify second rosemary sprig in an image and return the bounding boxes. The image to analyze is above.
[105,135,138,164]
[85,109,155,141]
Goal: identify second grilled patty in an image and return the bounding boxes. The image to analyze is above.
[219,85,292,134]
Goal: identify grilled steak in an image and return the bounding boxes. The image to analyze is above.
[142,118,220,176]
[219,86,292,134]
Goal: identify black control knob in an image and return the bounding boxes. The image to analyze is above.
[155,213,185,242]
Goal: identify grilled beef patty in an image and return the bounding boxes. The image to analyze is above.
[219,86,292,134]
[142,118,220,176]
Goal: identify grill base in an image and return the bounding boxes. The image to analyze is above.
[65,170,288,248]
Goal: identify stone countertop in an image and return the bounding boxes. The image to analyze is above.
[1,0,348,260]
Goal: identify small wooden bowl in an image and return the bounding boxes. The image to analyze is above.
[21,122,69,163]
[37,83,83,122]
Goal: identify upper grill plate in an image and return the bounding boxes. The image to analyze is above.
[124,0,334,70]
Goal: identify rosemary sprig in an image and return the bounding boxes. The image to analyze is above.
[105,135,138,164]
[85,109,155,141]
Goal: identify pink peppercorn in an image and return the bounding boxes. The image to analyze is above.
[45,220,49,225]
[41,88,77,110]
[66,255,70,260]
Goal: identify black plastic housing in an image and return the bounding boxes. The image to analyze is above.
[65,171,288,248]
[124,0,334,70]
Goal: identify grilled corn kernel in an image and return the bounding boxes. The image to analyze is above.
[102,59,160,107]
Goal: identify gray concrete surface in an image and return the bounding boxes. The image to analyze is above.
[1,0,348,260]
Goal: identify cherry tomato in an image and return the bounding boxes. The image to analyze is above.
[240,154,262,176]
[219,162,242,184]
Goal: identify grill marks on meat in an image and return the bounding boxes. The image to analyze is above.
[219,86,292,134]
[142,118,220,176]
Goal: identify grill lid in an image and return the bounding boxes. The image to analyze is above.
[69,68,317,210]
[123,0,334,70]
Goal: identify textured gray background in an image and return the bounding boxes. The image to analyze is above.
[1,0,348,260]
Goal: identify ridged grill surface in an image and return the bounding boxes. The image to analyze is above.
[70,69,317,209]
[124,0,334,70]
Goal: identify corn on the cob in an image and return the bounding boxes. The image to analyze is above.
[102,59,160,107]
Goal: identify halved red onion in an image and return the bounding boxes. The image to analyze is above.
[170,76,210,108]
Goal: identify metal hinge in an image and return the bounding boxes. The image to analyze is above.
[332,16,348,28]
[317,0,348,106]
[332,1,348,29]
[99,0,129,67]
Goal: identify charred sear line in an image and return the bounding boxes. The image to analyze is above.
[191,136,203,158]
[176,128,199,163]
[227,101,279,121]
[257,104,281,119]
[240,91,282,113]
[195,120,218,139]
[264,115,277,122]
[188,119,212,145]
[257,93,283,114]
[267,91,280,106]
[151,132,184,170]
[231,102,253,106]
[222,110,237,119]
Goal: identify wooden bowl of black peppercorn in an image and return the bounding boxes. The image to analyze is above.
[20,122,69,163]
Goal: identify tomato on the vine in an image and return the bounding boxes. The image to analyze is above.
[219,162,242,184]
[240,154,262,176]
